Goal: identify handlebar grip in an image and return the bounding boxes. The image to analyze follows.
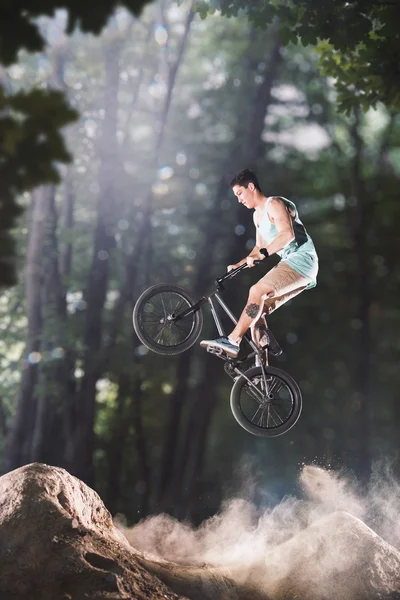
[229,263,248,275]
[216,252,269,285]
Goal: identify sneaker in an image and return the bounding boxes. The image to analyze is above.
[200,336,240,358]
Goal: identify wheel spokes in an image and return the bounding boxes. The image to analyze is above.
[140,291,196,347]
[241,373,294,430]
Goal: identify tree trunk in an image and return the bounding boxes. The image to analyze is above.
[227,29,283,263]
[0,397,7,440]
[180,356,221,519]
[155,349,193,509]
[58,167,79,469]
[60,168,74,279]
[347,111,371,480]
[29,186,70,466]
[130,362,151,518]
[155,171,235,514]
[71,31,123,483]
[104,374,130,514]
[154,0,195,154]
[3,188,47,472]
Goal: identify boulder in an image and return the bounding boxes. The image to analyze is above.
[0,463,187,600]
[0,463,260,600]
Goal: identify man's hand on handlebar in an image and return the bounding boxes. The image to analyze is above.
[227,263,239,273]
[227,258,253,272]
[250,248,269,266]
[226,249,268,273]
[246,256,258,268]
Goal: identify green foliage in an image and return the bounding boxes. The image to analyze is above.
[194,0,400,113]
[0,0,153,65]
[0,88,78,285]
[0,88,77,187]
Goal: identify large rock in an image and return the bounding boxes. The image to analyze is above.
[0,463,187,600]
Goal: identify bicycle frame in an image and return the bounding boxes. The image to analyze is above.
[173,261,272,389]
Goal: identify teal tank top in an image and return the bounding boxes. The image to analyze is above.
[254,196,318,288]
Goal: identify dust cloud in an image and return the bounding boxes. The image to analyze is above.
[117,464,400,598]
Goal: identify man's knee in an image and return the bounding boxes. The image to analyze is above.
[249,282,275,300]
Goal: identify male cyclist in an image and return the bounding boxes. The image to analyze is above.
[200,169,318,358]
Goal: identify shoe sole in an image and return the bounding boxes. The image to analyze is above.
[200,341,238,358]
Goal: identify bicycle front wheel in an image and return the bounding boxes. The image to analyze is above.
[132,284,203,355]
[230,366,302,437]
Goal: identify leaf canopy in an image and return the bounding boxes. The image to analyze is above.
[194,0,400,112]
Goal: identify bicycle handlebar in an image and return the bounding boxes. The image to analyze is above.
[216,248,269,286]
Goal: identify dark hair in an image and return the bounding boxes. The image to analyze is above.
[230,169,262,192]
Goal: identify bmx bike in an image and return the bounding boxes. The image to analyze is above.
[132,257,302,437]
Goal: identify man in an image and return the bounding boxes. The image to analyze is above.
[200,168,318,358]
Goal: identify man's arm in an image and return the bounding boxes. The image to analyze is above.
[264,197,295,255]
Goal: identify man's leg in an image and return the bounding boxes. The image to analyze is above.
[199,279,274,358]
[250,264,312,355]
[200,262,311,358]
[228,280,275,344]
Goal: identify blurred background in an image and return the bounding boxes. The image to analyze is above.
[0,0,399,525]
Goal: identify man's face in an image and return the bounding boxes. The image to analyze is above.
[232,183,256,209]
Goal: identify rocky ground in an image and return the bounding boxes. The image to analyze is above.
[1,463,400,599]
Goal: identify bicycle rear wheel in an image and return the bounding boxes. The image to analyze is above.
[132,284,203,355]
[230,366,302,437]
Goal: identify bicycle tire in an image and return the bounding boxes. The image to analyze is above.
[132,283,203,355]
[230,365,302,437]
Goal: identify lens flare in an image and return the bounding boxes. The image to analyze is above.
[154,25,168,46]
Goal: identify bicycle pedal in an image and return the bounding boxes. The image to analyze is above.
[206,345,225,358]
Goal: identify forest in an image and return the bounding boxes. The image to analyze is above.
[0,0,400,526]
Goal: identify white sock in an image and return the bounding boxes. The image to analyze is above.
[228,337,239,346]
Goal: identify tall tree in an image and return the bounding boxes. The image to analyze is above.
[30,185,71,466]
[71,21,124,483]
[4,188,48,471]
[345,110,372,479]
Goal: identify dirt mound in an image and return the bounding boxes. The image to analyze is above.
[1,463,400,600]
[261,510,400,599]
[0,463,186,599]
